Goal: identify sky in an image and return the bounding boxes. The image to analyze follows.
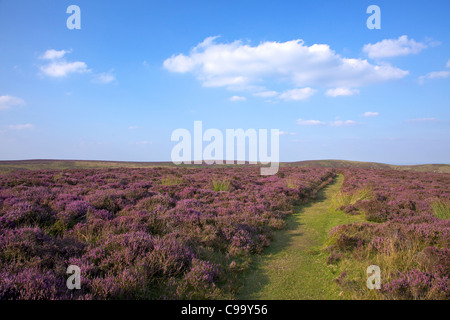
[0,0,449,165]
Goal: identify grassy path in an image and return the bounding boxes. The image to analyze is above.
[237,174,364,300]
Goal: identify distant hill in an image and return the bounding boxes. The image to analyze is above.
[0,159,449,173]
[284,159,450,173]
[0,159,174,173]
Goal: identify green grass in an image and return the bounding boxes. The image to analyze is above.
[212,178,231,191]
[160,175,183,186]
[286,177,299,189]
[329,187,373,211]
[431,200,450,220]
[237,175,365,299]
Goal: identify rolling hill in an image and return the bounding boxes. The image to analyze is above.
[0,159,448,173]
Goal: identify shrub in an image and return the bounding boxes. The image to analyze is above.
[327,168,450,300]
[0,166,337,299]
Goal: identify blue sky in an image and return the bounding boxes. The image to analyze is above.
[0,0,449,164]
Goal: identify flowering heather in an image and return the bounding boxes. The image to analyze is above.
[327,169,450,300]
[0,166,334,299]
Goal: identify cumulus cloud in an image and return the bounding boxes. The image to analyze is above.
[164,37,408,97]
[40,61,89,77]
[0,95,25,110]
[363,35,427,59]
[279,87,317,101]
[41,49,71,60]
[39,50,115,82]
[363,111,379,117]
[326,87,359,97]
[229,95,246,102]
[39,49,92,78]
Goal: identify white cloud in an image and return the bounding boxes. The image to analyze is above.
[40,50,114,82]
[39,49,90,78]
[40,61,89,78]
[128,125,140,130]
[426,39,442,48]
[424,71,450,79]
[41,49,71,60]
[8,123,34,130]
[363,35,427,59]
[330,120,357,127]
[229,95,246,101]
[419,71,450,83]
[405,118,438,123]
[253,91,278,98]
[418,60,450,84]
[134,141,152,145]
[164,52,197,73]
[0,95,25,110]
[418,70,450,84]
[164,37,408,95]
[296,119,325,126]
[279,87,317,101]
[326,87,359,97]
[92,72,116,84]
[40,50,116,82]
[276,131,297,136]
[363,111,379,117]
[296,118,357,127]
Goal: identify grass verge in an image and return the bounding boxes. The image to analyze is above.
[237,174,365,299]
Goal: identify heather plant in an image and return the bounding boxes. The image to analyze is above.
[173,258,222,299]
[326,169,450,300]
[0,268,66,300]
[382,269,448,300]
[0,166,335,300]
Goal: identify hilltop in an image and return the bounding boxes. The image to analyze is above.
[0,159,448,173]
